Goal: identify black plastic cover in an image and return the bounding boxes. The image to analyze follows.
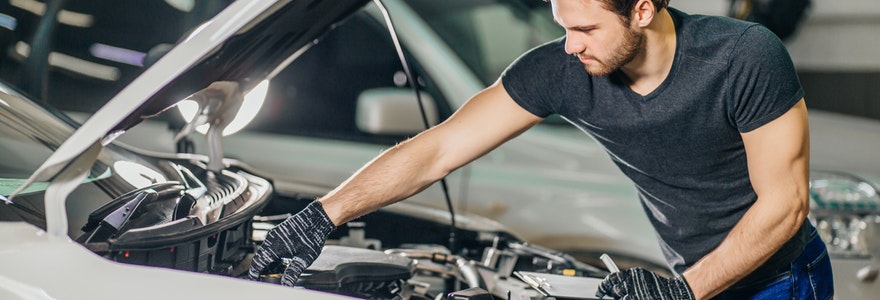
[299,245,415,289]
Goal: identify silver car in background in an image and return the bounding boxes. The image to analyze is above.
[187,0,880,297]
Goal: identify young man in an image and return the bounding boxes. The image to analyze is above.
[249,0,834,299]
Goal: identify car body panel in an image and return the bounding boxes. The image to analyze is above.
[0,0,369,298]
[809,110,880,178]
[828,257,880,298]
[3,0,580,298]
[0,222,351,300]
[808,111,880,299]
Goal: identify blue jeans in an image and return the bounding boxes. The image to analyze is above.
[714,226,834,300]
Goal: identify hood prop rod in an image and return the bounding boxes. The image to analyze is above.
[373,0,459,253]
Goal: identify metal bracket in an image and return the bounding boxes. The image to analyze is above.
[174,81,244,173]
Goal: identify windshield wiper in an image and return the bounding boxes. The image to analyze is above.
[79,181,186,243]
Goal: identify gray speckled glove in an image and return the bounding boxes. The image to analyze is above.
[597,267,695,300]
[248,201,336,286]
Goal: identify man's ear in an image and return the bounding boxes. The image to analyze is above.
[632,0,656,28]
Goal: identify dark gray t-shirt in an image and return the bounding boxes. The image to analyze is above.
[501,8,805,275]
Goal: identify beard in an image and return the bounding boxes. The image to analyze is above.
[575,26,644,77]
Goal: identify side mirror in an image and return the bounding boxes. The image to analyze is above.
[356,87,438,135]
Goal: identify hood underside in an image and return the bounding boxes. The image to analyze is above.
[10,0,369,199]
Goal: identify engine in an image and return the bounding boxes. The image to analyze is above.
[74,181,611,300]
[251,204,611,300]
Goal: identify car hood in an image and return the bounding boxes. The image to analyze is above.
[9,0,370,234]
[114,0,371,133]
[0,222,351,300]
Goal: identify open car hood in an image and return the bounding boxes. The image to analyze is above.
[9,0,370,233]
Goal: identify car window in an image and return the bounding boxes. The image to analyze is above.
[0,86,106,232]
[0,125,52,181]
[407,0,562,86]
[244,11,451,145]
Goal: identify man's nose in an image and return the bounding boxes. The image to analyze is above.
[564,33,586,55]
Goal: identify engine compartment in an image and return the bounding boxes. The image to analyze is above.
[64,163,612,299]
[67,160,272,276]
[250,195,611,299]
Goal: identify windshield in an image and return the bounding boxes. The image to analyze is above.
[0,81,174,236]
[407,0,562,86]
[0,83,83,186]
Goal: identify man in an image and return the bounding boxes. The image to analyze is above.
[249,0,834,299]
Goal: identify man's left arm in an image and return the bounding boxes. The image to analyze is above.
[682,98,810,299]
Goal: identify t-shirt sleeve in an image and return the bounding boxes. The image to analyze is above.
[728,24,804,132]
[500,39,566,118]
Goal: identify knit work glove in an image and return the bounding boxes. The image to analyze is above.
[248,201,336,286]
[596,267,695,300]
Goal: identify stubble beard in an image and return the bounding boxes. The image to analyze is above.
[577,27,644,77]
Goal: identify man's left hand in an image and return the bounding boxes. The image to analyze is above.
[247,201,336,286]
[596,267,695,300]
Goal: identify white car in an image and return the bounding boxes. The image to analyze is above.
[0,1,355,298]
[0,0,621,299]
[181,0,668,272]
[44,0,659,272]
[3,0,878,298]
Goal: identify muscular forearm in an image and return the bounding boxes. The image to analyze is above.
[315,83,542,226]
[317,130,454,226]
[681,100,811,299]
[682,191,808,299]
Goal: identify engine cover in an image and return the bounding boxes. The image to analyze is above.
[299,245,416,298]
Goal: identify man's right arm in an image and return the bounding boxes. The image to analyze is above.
[318,80,543,226]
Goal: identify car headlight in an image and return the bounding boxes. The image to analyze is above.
[809,171,880,258]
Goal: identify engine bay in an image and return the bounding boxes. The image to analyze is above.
[249,195,611,299]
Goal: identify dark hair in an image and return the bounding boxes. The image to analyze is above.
[544,0,670,23]
[598,0,670,23]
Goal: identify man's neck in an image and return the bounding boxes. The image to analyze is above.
[620,9,676,96]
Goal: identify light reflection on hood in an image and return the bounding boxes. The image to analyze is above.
[113,161,167,188]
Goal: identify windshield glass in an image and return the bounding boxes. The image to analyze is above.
[0,81,170,236]
[407,0,562,86]
[0,85,77,184]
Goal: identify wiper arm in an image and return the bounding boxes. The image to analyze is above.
[79,181,187,243]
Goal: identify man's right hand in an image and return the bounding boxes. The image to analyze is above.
[248,201,336,286]
[596,267,695,300]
